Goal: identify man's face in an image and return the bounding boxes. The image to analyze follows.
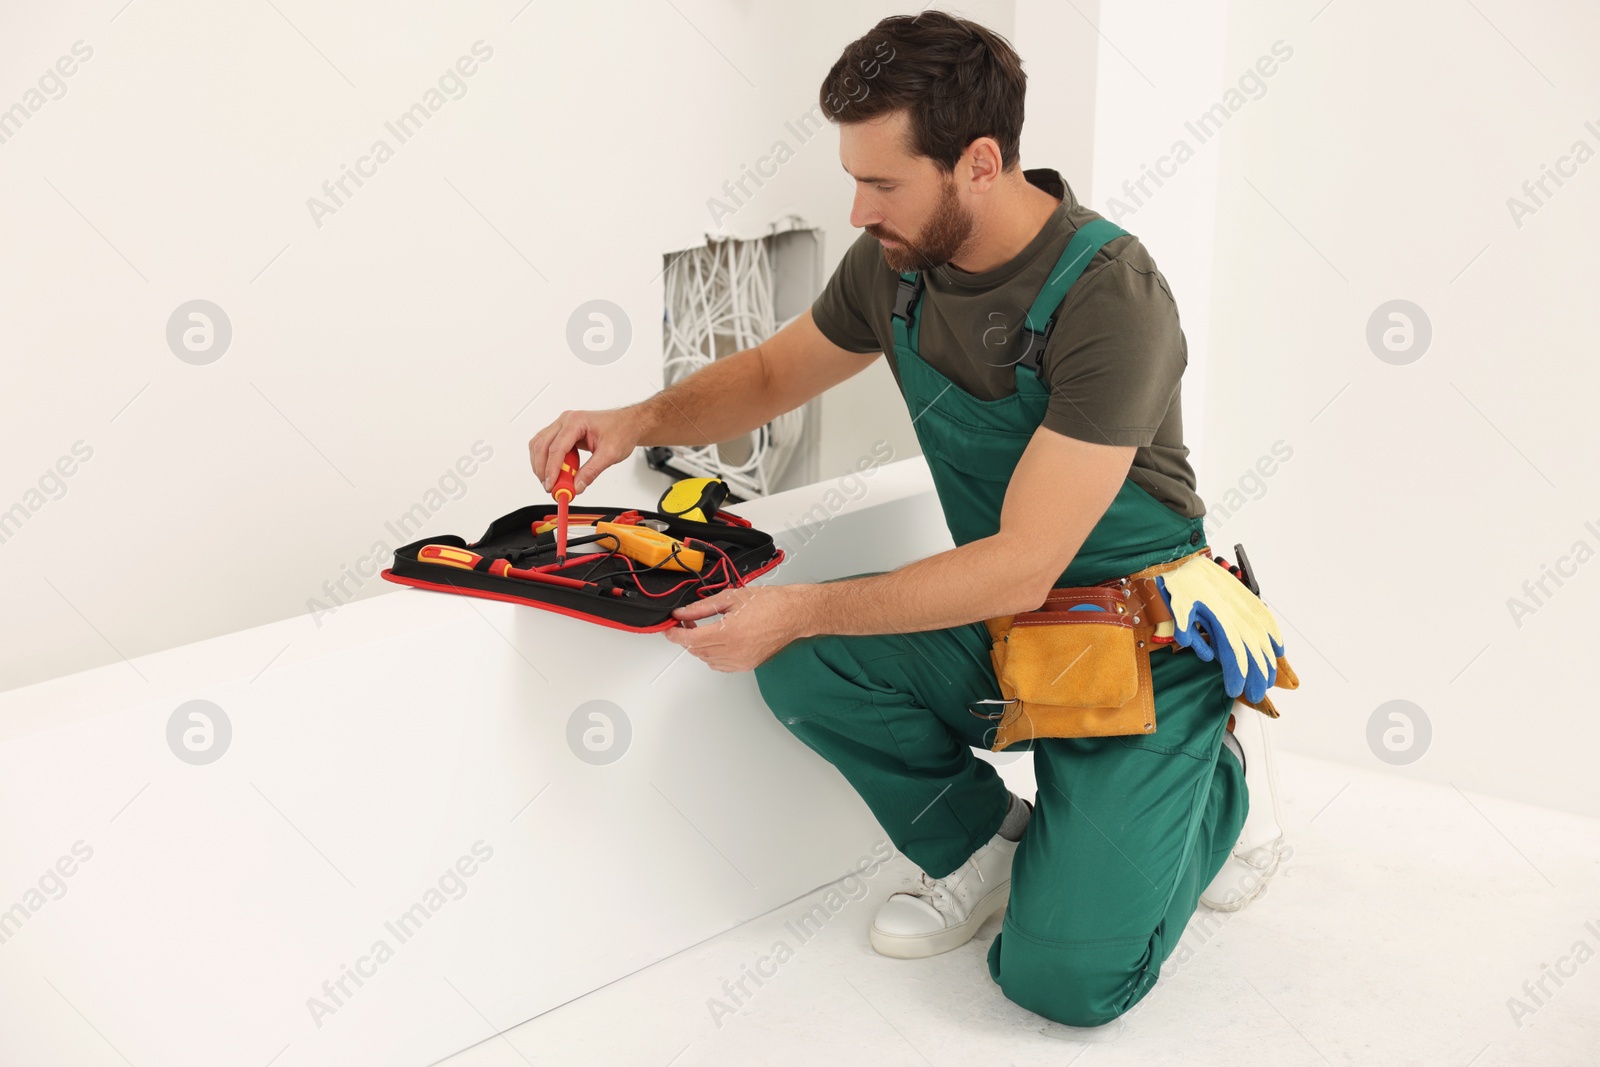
[840,110,974,272]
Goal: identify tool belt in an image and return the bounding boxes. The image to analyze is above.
[976,547,1285,750]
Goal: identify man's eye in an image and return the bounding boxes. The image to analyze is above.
[876,184,896,193]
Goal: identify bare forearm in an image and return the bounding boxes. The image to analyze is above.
[788,535,1059,639]
[630,347,778,447]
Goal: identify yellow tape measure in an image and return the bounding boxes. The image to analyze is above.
[657,477,729,524]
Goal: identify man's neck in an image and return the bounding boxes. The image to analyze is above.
[949,177,1061,274]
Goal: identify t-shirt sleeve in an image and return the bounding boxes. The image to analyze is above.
[810,232,885,355]
[1039,254,1186,448]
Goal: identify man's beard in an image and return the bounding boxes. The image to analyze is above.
[869,178,974,272]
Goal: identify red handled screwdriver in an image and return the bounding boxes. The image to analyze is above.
[417,544,624,596]
[552,447,581,564]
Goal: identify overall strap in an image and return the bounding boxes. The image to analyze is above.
[889,268,926,352]
[1016,217,1129,375]
[888,217,1130,366]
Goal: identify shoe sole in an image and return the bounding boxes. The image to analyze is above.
[1200,845,1283,912]
[869,879,1011,959]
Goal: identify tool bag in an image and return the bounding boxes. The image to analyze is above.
[380,502,784,632]
[978,547,1297,750]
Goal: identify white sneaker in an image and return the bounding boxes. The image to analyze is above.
[870,831,1018,959]
[1202,701,1289,912]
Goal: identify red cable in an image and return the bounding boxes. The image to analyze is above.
[507,528,749,605]
[685,538,745,590]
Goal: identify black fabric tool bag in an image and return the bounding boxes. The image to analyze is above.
[381,503,785,632]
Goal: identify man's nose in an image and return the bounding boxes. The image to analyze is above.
[849,190,882,230]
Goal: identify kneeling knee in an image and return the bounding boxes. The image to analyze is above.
[996,938,1151,1028]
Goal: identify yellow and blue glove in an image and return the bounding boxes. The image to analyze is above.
[1156,554,1285,703]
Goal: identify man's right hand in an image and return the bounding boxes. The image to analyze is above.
[528,409,641,496]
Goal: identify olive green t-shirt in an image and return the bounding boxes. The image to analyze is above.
[811,167,1204,520]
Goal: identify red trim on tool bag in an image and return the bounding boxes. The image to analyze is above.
[379,549,786,634]
[380,570,680,633]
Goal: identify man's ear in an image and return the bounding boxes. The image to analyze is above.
[963,137,1005,190]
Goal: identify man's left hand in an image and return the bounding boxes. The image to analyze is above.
[665,585,805,672]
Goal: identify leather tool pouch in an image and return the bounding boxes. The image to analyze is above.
[977,554,1197,751]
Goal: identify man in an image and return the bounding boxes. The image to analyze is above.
[528,11,1285,1028]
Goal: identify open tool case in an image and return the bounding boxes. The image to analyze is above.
[380,503,785,632]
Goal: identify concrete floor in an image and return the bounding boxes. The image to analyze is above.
[433,751,1600,1067]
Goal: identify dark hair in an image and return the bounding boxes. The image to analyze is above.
[819,10,1026,173]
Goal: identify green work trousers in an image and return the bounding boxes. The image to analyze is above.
[752,578,1248,1028]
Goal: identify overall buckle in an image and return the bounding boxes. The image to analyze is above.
[1016,319,1053,374]
[891,273,925,322]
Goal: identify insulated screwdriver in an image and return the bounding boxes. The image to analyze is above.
[551,447,581,564]
[416,544,626,596]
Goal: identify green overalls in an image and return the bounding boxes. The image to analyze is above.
[752,220,1248,1028]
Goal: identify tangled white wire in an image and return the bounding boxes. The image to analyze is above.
[661,236,803,499]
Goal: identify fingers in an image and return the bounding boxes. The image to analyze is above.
[529,411,635,496]
[528,417,566,492]
[666,592,749,667]
[1235,607,1281,687]
[1176,622,1214,661]
[1241,643,1275,703]
[1222,628,1254,684]
[662,613,726,665]
[529,413,587,493]
[1216,647,1245,698]
[671,603,720,623]
[1200,606,1259,691]
[527,426,552,489]
[546,421,580,492]
[1174,602,1213,656]
[672,594,731,622]
[573,448,611,495]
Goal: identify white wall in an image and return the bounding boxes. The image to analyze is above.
[1080,0,1232,465]
[0,0,944,692]
[17,0,1578,825]
[812,1,1020,486]
[1013,0,1101,201]
[1206,0,1600,817]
